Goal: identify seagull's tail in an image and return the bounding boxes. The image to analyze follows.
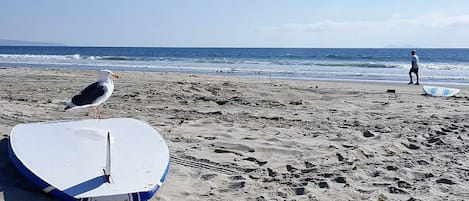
[64,103,75,111]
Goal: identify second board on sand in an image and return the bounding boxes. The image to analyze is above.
[422,85,460,97]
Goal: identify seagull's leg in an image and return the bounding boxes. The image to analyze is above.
[94,107,98,119]
[97,106,102,119]
[93,106,101,119]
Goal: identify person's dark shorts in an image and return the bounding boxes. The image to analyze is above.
[409,67,418,73]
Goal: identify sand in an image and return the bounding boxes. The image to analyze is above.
[1,67,469,201]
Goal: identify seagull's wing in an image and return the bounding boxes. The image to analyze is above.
[71,82,106,106]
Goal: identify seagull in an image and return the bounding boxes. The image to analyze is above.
[65,70,120,119]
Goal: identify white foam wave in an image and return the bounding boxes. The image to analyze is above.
[423,63,469,70]
[313,62,403,68]
[2,53,469,71]
[71,54,80,59]
[2,53,469,83]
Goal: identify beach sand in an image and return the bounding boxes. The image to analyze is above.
[1,67,469,201]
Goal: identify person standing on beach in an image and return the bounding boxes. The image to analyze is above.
[408,50,420,85]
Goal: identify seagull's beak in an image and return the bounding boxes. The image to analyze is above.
[112,73,120,79]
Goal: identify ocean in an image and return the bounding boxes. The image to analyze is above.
[1,46,469,84]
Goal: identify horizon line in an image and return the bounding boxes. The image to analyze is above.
[1,44,469,49]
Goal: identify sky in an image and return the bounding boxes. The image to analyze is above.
[1,0,469,48]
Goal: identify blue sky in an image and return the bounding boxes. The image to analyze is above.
[1,0,469,47]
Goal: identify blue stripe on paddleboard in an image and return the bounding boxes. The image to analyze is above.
[132,192,140,201]
[8,139,79,201]
[160,157,171,183]
[431,88,436,95]
[444,89,450,96]
[138,155,171,201]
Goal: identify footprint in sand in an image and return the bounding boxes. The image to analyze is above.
[243,157,268,166]
[200,174,218,181]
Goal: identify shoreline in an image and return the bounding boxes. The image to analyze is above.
[1,67,469,201]
[4,66,469,88]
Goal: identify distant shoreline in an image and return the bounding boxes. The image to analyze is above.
[0,39,64,47]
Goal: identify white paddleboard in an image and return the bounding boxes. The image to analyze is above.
[422,85,460,97]
[8,118,170,201]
